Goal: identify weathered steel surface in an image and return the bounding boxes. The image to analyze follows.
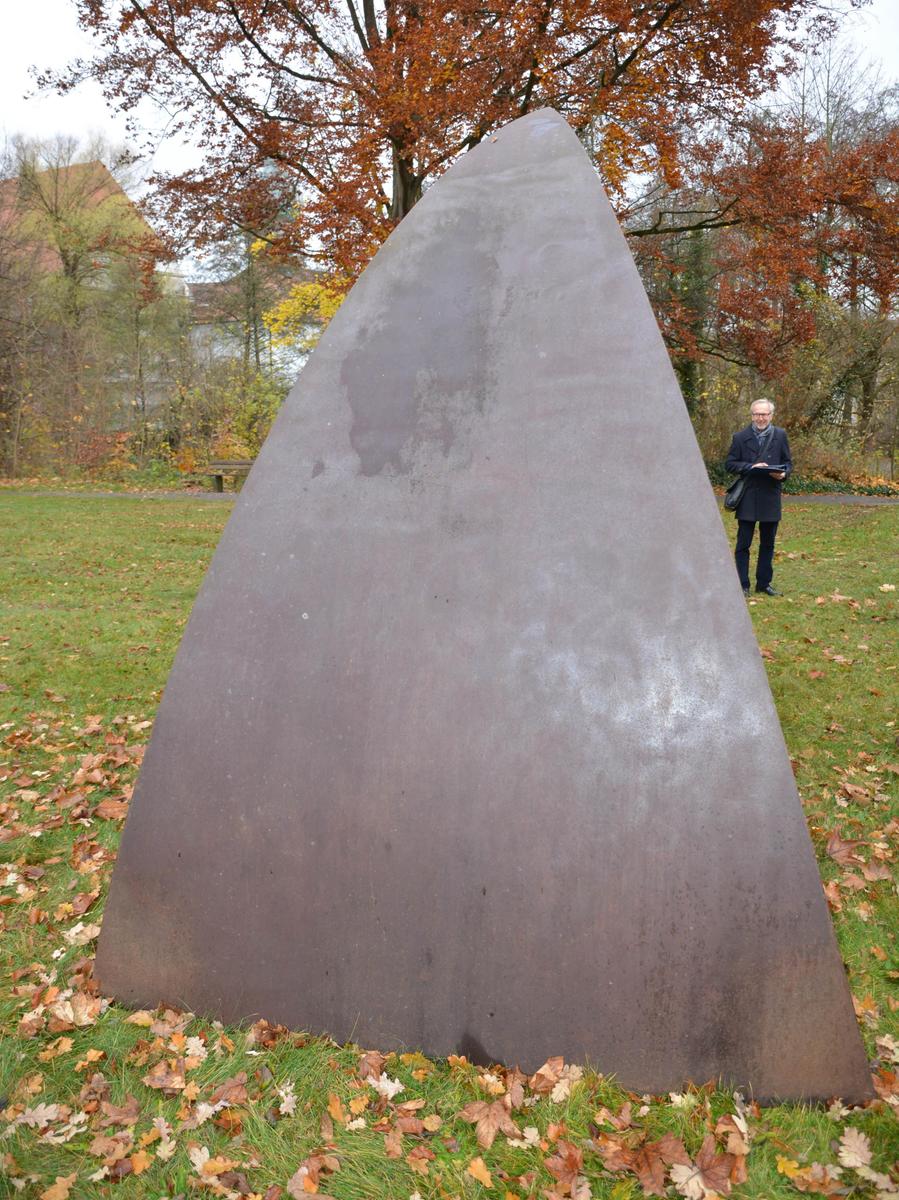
[97,110,871,1101]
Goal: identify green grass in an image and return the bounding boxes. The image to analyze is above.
[0,495,897,1199]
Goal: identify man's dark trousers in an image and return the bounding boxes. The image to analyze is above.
[735,520,779,590]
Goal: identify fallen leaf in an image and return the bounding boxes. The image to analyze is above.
[406,1144,436,1175]
[130,1149,153,1175]
[39,1036,74,1061]
[467,1156,493,1187]
[94,798,129,820]
[791,1162,845,1195]
[546,1139,584,1193]
[714,1114,750,1156]
[856,1163,899,1191]
[89,1132,132,1161]
[671,1135,734,1199]
[459,1098,521,1149]
[529,1056,564,1095]
[593,1131,635,1173]
[358,1050,387,1081]
[61,921,101,946]
[203,1155,240,1176]
[16,1103,61,1128]
[370,1072,404,1100]
[100,1095,141,1127]
[777,1158,802,1180]
[507,1125,541,1149]
[837,1126,872,1169]
[125,1010,155,1027]
[826,833,865,866]
[40,1173,78,1200]
[208,1071,248,1106]
[862,861,893,882]
[142,1058,186,1094]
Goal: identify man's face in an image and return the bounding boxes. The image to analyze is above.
[751,406,773,431]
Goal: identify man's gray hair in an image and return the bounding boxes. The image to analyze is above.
[751,397,775,413]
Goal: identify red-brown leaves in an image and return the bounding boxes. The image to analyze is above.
[458,1096,521,1149]
[141,1057,186,1095]
[99,1095,141,1127]
[825,831,865,865]
[545,1139,584,1194]
[209,1072,249,1107]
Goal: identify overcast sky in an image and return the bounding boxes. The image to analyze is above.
[2,0,897,176]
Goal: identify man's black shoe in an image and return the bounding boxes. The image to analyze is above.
[756,585,782,596]
[742,587,751,597]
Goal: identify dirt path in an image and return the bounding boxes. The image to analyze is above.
[3,488,898,505]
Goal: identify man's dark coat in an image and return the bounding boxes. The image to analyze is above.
[725,425,793,522]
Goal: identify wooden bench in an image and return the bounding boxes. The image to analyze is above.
[207,460,254,492]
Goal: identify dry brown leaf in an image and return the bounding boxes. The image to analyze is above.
[837,1126,872,1169]
[406,1144,436,1175]
[630,1145,667,1197]
[208,1071,248,1106]
[130,1149,153,1175]
[467,1156,493,1187]
[125,1010,155,1027]
[384,1128,403,1159]
[529,1055,564,1095]
[358,1050,387,1081]
[790,1162,845,1195]
[100,1095,141,1127]
[826,832,865,866]
[546,1139,584,1194]
[654,1132,692,1167]
[40,1173,78,1200]
[396,1115,425,1135]
[714,1115,751,1156]
[141,1058,186,1094]
[89,1133,132,1161]
[94,797,129,820]
[458,1098,521,1148]
[203,1155,240,1176]
[39,1036,74,1062]
[327,1093,346,1124]
[593,1131,635,1172]
[671,1134,735,1200]
[75,1048,105,1072]
[861,861,893,882]
[503,1066,528,1110]
[594,1102,633,1131]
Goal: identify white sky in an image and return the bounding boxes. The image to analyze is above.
[1,0,897,176]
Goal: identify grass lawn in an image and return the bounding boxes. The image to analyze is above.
[0,494,897,1200]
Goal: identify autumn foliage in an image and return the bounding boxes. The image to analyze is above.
[59,0,842,275]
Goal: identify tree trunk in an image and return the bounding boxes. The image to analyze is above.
[390,145,422,222]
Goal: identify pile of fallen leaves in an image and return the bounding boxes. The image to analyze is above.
[2,699,898,1198]
[4,1024,898,1199]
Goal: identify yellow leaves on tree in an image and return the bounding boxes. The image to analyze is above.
[264,279,348,350]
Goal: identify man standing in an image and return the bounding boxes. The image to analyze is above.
[725,399,792,597]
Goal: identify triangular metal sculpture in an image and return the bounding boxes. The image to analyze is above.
[97,109,871,1101]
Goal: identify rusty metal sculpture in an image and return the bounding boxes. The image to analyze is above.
[97,109,871,1101]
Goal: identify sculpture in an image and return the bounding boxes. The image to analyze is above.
[96,109,871,1101]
